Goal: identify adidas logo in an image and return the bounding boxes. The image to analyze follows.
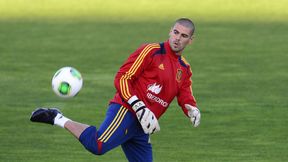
[158,64,165,70]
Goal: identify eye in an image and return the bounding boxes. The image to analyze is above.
[174,30,179,34]
[182,34,189,38]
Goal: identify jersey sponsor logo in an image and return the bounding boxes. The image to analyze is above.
[147,83,162,94]
[147,83,168,107]
[147,93,168,107]
[176,69,183,83]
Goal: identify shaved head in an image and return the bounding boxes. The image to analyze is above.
[168,18,195,54]
[173,18,195,36]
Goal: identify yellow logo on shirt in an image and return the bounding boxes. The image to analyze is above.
[158,64,165,70]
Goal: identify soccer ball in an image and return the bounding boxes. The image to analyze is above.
[52,67,83,98]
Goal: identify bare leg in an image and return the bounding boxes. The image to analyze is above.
[64,120,90,139]
[30,108,91,139]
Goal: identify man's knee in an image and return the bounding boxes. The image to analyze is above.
[79,126,106,155]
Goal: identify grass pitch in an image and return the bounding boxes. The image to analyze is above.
[0,0,287,162]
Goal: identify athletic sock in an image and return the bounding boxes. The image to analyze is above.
[54,113,70,128]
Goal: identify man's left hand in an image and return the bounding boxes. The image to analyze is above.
[185,104,201,127]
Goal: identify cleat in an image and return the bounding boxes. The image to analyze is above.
[30,108,61,125]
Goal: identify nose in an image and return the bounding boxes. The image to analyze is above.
[175,34,181,41]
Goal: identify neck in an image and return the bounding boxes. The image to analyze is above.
[175,51,182,56]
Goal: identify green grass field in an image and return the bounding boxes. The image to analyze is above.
[0,0,288,161]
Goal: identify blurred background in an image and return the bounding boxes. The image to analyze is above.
[0,0,287,161]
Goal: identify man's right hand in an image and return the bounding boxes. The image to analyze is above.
[135,106,160,134]
[128,96,160,134]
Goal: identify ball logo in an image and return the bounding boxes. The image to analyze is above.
[58,82,70,95]
[70,68,82,80]
[147,83,162,94]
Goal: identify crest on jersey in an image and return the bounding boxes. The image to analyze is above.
[176,69,182,83]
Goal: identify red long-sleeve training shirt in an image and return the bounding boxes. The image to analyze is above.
[110,40,197,119]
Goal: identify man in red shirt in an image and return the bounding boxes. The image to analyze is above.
[30,18,201,162]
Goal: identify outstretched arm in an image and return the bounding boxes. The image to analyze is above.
[177,67,201,127]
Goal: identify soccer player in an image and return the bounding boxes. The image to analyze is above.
[30,18,201,162]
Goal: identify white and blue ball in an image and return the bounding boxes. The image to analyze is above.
[52,67,83,98]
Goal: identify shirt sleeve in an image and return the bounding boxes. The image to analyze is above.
[114,43,160,102]
[177,66,197,117]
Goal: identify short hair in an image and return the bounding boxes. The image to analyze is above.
[174,18,195,36]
